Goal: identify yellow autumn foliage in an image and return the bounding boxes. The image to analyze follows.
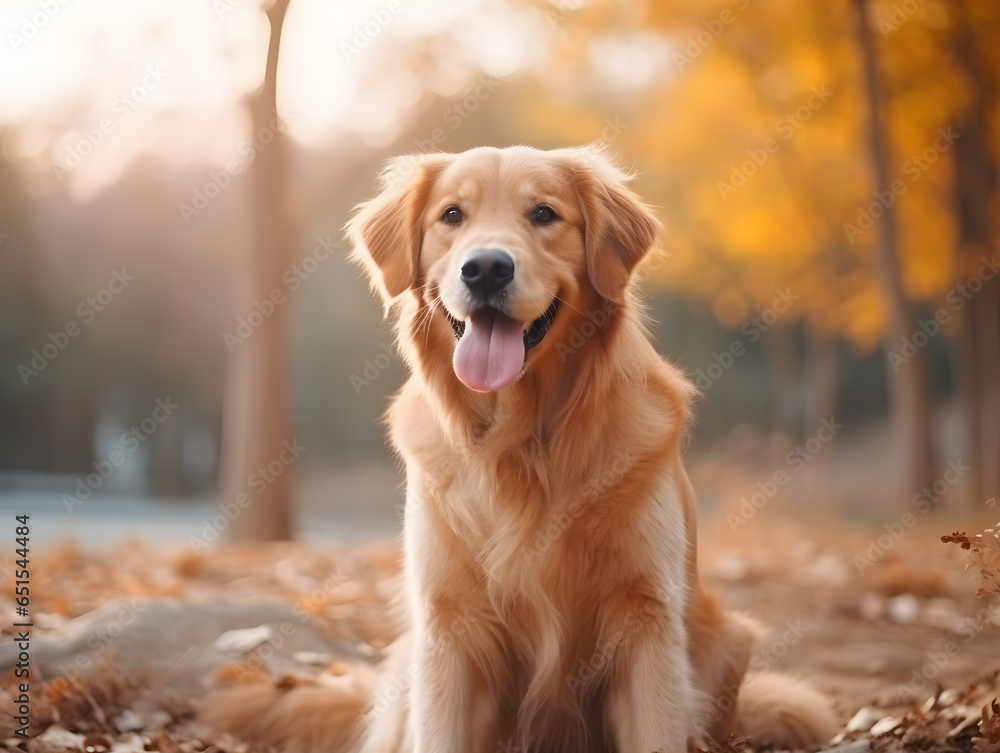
[515,0,1000,350]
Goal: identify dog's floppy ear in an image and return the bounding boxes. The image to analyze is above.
[346,154,449,302]
[563,148,662,304]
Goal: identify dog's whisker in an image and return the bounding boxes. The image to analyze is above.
[553,295,588,319]
[422,298,441,348]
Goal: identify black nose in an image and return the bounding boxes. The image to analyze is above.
[460,249,514,298]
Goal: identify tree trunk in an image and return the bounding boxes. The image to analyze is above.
[765,324,800,436]
[804,328,838,503]
[951,0,1000,509]
[218,0,295,541]
[955,311,984,503]
[974,277,1000,505]
[852,0,938,501]
[763,324,800,473]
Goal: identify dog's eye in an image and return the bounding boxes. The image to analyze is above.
[442,206,463,224]
[530,205,557,225]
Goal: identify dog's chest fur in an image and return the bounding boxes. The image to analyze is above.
[428,459,626,752]
[402,427,681,752]
[391,363,691,752]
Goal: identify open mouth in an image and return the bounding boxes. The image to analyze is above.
[446,299,560,392]
[446,299,559,352]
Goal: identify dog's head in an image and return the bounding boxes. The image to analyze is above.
[347,146,661,393]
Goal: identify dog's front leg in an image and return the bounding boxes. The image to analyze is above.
[403,484,481,753]
[606,603,699,753]
[409,616,475,753]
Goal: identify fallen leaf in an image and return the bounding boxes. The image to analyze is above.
[82,733,113,752]
[869,715,902,736]
[982,698,1000,743]
[112,710,143,733]
[213,624,274,653]
[27,725,86,753]
[845,706,883,733]
[151,730,183,753]
[948,704,986,738]
[942,532,972,549]
[108,732,145,753]
[211,660,269,686]
[293,650,332,666]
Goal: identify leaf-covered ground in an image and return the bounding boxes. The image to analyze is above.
[1,516,998,753]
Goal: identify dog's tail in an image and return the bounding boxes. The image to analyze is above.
[201,671,374,753]
[735,672,840,749]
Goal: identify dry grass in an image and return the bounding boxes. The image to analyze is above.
[942,513,1000,626]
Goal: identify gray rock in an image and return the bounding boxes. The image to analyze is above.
[1,600,368,694]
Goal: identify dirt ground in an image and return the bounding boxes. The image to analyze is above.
[0,513,998,752]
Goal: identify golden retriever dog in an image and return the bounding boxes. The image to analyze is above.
[207,146,838,753]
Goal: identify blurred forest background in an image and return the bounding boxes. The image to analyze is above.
[1,0,998,543]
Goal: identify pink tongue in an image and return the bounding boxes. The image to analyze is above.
[453,309,526,392]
